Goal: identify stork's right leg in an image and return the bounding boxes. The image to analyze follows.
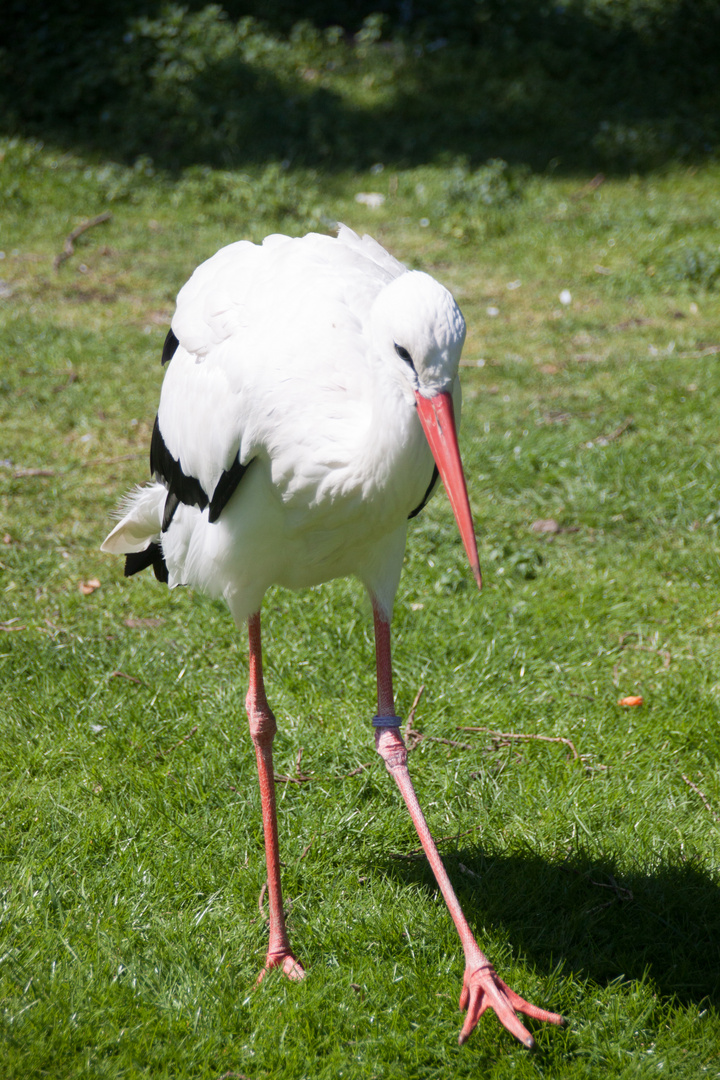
[371,601,563,1046]
[246,612,305,982]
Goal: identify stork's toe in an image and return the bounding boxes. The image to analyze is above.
[256,950,306,985]
[458,963,563,1047]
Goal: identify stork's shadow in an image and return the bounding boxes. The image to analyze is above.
[381,845,720,1007]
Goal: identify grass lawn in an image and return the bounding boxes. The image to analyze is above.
[2,138,720,1077]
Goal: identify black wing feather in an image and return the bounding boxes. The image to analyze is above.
[408,465,439,519]
[161,490,181,532]
[150,415,251,532]
[150,415,209,532]
[124,542,169,583]
[161,328,180,366]
[208,456,250,523]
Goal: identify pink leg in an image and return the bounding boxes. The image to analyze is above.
[246,612,305,983]
[372,602,563,1047]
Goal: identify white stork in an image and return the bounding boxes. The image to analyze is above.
[102,225,562,1047]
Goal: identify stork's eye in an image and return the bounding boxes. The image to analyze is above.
[394,343,415,369]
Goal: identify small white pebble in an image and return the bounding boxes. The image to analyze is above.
[559,289,572,305]
[507,280,521,290]
[355,192,385,208]
[486,305,499,317]
[419,217,430,228]
[689,302,699,314]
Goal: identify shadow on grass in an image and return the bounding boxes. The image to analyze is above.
[381,845,720,1008]
[1,1,719,174]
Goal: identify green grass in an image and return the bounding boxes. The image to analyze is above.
[2,136,720,1077]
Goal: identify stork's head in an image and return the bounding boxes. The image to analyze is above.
[372,270,466,396]
[371,271,482,591]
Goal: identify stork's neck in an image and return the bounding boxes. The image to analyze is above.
[359,362,433,517]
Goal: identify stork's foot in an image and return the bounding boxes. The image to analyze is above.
[256,949,306,985]
[458,960,564,1048]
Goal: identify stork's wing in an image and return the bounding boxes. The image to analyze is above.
[152,227,406,518]
[334,223,407,278]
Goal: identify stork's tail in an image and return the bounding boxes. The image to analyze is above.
[101,483,169,582]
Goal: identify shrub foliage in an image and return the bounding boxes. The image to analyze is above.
[1,0,719,172]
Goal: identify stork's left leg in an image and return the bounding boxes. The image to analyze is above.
[371,602,563,1047]
[246,612,305,983]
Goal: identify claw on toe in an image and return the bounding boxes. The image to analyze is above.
[256,951,306,985]
[458,962,563,1048]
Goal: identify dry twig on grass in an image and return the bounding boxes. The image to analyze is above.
[585,416,634,448]
[401,684,473,754]
[403,683,425,750]
[275,759,374,783]
[459,726,581,761]
[679,345,720,358]
[53,211,112,269]
[681,774,720,824]
[272,743,312,783]
[561,863,633,912]
[618,630,672,671]
[7,452,145,482]
[155,725,198,760]
[81,452,146,469]
[255,881,292,925]
[110,669,145,686]
[11,467,56,478]
[428,735,474,751]
[299,837,315,861]
[343,762,372,777]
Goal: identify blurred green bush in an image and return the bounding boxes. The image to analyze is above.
[1,1,718,172]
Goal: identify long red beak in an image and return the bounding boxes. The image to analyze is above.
[415,391,482,591]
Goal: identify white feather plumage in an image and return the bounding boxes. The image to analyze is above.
[102,225,465,622]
